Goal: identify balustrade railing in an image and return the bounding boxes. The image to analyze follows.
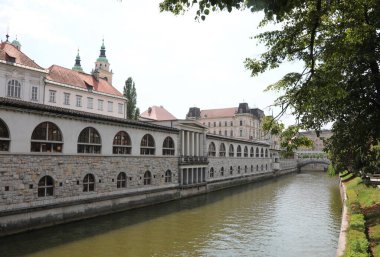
[179,155,209,165]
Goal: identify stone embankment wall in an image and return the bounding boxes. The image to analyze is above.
[0,154,298,237]
[0,154,179,236]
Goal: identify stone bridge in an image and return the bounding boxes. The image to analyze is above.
[297,158,331,169]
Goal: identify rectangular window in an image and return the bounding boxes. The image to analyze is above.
[108,101,113,112]
[76,95,82,107]
[118,103,123,114]
[98,99,104,111]
[64,93,70,105]
[87,97,93,109]
[31,86,38,101]
[49,90,56,103]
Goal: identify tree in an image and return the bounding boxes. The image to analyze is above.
[123,77,140,120]
[160,0,380,174]
[262,116,313,158]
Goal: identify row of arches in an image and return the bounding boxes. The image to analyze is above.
[208,142,269,158]
[36,170,173,197]
[209,164,270,178]
[0,120,175,155]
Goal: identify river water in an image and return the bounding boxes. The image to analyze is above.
[0,171,342,257]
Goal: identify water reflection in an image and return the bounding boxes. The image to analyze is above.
[0,171,341,257]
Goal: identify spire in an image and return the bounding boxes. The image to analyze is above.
[97,38,108,62]
[72,49,83,72]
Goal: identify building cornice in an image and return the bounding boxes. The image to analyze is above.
[0,60,48,74]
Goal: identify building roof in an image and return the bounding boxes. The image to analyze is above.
[46,65,123,97]
[0,42,44,70]
[0,97,178,133]
[140,105,177,121]
[200,107,238,119]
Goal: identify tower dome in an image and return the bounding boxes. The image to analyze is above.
[11,36,21,50]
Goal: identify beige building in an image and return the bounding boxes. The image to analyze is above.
[186,103,265,140]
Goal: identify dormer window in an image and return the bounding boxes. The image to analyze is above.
[85,82,93,92]
[5,53,15,63]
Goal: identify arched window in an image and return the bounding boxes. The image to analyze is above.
[208,142,216,156]
[31,122,63,152]
[220,167,224,176]
[78,127,101,154]
[144,170,152,185]
[162,136,175,155]
[7,79,21,98]
[265,149,269,158]
[230,166,233,175]
[117,172,127,188]
[0,119,10,152]
[237,145,242,157]
[245,165,248,173]
[261,164,264,171]
[209,167,214,178]
[256,147,259,157]
[256,164,259,171]
[238,166,241,174]
[244,146,248,157]
[229,144,234,157]
[251,165,254,172]
[83,174,95,192]
[250,147,254,158]
[113,131,131,154]
[261,148,264,158]
[219,143,226,157]
[38,175,54,197]
[266,164,268,170]
[140,134,155,155]
[165,170,172,183]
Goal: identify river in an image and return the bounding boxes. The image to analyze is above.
[0,171,342,257]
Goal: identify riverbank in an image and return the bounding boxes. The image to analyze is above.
[338,175,380,257]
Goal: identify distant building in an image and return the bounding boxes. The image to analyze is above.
[186,103,265,140]
[140,105,177,121]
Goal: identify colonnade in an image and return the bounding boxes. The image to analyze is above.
[181,167,206,185]
[181,130,204,156]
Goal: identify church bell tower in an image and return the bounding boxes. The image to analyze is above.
[94,39,113,84]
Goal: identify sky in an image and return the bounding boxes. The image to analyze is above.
[0,0,305,126]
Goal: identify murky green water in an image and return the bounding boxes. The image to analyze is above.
[0,171,342,257]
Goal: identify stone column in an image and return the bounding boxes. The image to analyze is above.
[186,131,190,156]
[190,132,195,156]
[181,130,185,156]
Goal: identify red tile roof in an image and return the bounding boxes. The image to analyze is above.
[140,105,177,121]
[0,42,44,70]
[200,107,238,118]
[46,65,123,97]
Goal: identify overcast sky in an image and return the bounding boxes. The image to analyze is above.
[0,0,305,126]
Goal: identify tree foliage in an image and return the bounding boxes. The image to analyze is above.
[123,77,140,120]
[160,0,380,173]
[262,117,313,158]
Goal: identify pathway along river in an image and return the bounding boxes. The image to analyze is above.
[0,171,342,257]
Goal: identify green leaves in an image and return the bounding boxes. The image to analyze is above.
[123,77,140,120]
[160,0,380,173]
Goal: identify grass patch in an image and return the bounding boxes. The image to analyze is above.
[344,177,380,257]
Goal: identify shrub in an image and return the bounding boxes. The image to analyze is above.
[350,214,365,231]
